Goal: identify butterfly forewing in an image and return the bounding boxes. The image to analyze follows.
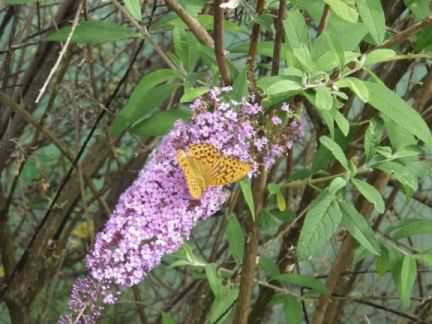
[188,144,220,166]
[176,150,206,199]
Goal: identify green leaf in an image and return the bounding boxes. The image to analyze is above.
[226,215,245,265]
[284,10,310,48]
[206,264,223,296]
[415,254,432,269]
[327,16,368,50]
[312,39,341,72]
[208,288,238,324]
[328,177,347,195]
[365,49,397,65]
[399,256,417,309]
[130,109,191,137]
[325,0,359,23]
[363,81,432,145]
[230,41,279,57]
[383,117,418,149]
[335,77,369,102]
[267,183,286,211]
[319,136,350,170]
[352,178,385,213]
[416,27,432,51]
[196,15,243,32]
[47,21,139,43]
[111,69,178,136]
[281,295,303,324]
[315,87,334,111]
[334,110,350,136]
[6,0,46,4]
[112,83,175,136]
[276,191,287,212]
[355,0,385,44]
[180,87,209,103]
[374,161,418,192]
[340,200,381,256]
[298,193,341,259]
[265,80,303,96]
[405,0,431,20]
[240,178,255,221]
[376,250,388,276]
[231,69,248,101]
[272,273,327,294]
[170,243,207,268]
[172,28,201,72]
[161,312,176,324]
[364,119,383,160]
[284,11,316,72]
[124,0,142,20]
[391,219,432,240]
[259,256,280,276]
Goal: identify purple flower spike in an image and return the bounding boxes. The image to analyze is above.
[60,89,304,323]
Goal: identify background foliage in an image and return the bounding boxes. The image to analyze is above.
[1,0,432,323]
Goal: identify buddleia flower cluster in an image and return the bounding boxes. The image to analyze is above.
[59,87,304,323]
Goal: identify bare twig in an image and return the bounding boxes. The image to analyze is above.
[35,1,83,103]
[0,92,111,216]
[165,0,214,49]
[372,15,432,51]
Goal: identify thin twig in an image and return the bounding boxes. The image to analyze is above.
[165,0,214,49]
[35,1,83,103]
[0,92,111,216]
[371,15,432,51]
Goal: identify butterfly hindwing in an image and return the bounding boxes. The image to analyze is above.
[207,156,251,186]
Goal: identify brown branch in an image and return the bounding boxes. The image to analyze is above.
[133,287,149,324]
[164,0,215,49]
[233,170,268,324]
[247,0,266,94]
[372,15,432,51]
[318,4,331,35]
[271,0,286,76]
[214,1,231,85]
[413,70,432,112]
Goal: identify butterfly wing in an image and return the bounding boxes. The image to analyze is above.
[176,150,206,199]
[187,144,220,166]
[207,156,252,186]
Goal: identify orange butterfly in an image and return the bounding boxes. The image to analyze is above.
[176,144,251,199]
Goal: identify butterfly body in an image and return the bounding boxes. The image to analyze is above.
[176,144,251,199]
